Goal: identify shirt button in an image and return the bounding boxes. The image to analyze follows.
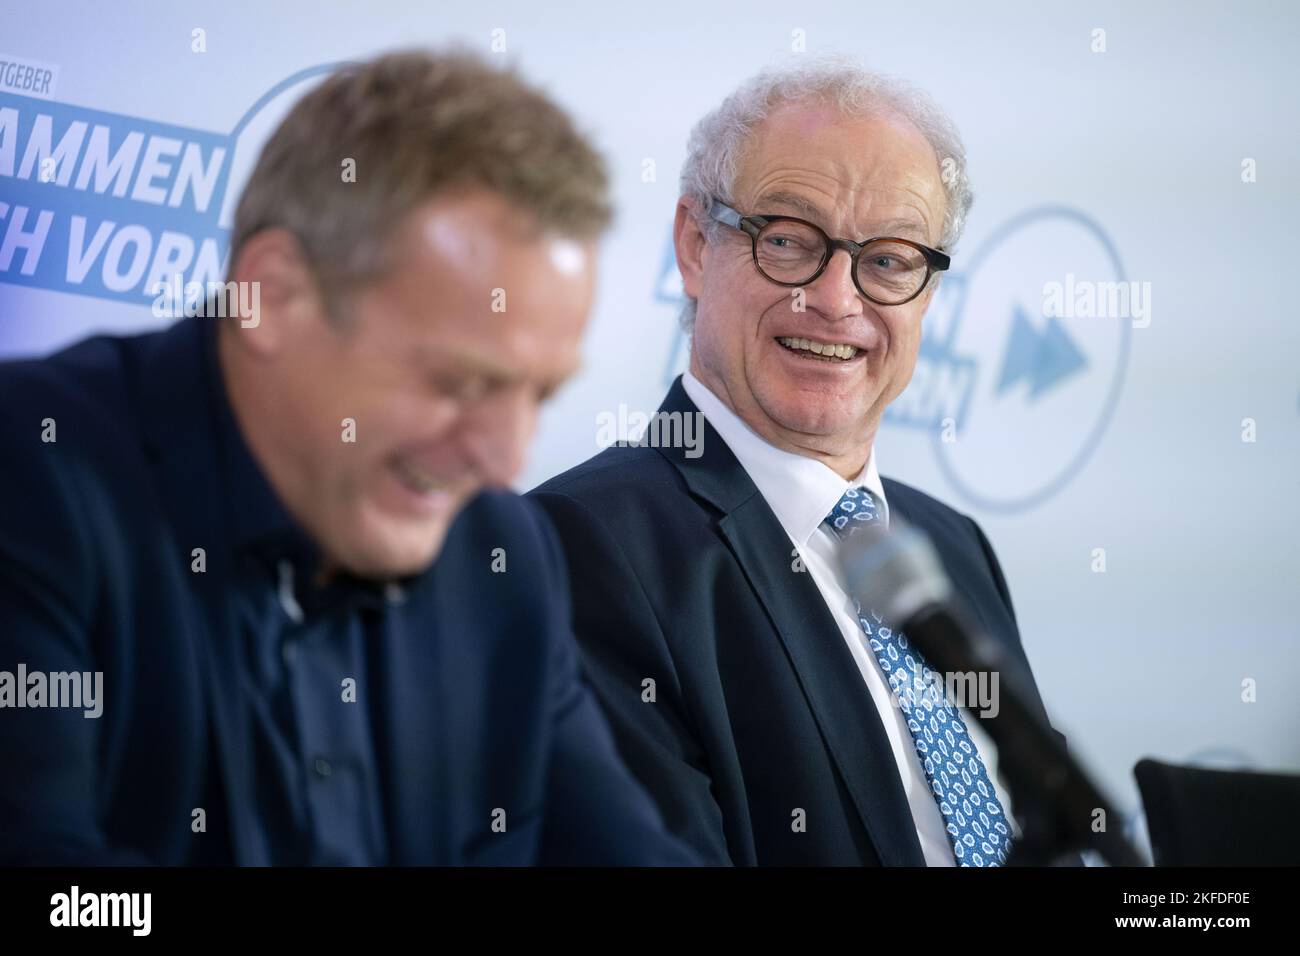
[313,757,332,778]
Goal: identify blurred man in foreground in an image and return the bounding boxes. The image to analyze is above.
[0,50,692,865]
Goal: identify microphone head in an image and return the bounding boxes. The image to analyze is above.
[837,519,953,628]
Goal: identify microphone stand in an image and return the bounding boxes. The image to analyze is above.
[843,526,1146,867]
[905,603,1146,868]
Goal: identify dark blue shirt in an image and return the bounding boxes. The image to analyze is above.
[203,316,396,865]
[0,312,699,865]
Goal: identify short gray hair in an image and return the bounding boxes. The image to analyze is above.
[677,56,971,331]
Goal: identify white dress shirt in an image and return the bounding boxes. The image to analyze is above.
[682,370,1016,866]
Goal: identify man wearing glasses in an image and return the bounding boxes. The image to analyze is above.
[531,59,1071,866]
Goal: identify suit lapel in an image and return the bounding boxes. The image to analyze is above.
[655,378,926,866]
[134,317,265,865]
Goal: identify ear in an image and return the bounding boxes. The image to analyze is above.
[673,197,708,302]
[226,228,325,357]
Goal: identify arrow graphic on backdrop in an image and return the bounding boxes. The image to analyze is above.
[996,304,1088,401]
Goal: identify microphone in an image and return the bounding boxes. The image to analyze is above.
[837,519,1145,867]
[839,521,1020,689]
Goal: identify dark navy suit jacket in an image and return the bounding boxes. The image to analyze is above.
[0,317,693,866]
[530,377,1070,866]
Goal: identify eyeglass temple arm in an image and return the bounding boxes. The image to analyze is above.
[708,199,743,229]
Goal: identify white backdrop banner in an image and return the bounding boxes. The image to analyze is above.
[3,0,1297,853]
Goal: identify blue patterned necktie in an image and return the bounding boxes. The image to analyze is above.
[823,487,1012,866]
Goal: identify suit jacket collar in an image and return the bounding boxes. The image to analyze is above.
[653,375,920,528]
[650,376,757,513]
[679,369,890,542]
[652,376,927,865]
[130,316,266,863]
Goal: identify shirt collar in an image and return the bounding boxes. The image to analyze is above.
[200,315,307,559]
[199,317,416,612]
[682,369,888,546]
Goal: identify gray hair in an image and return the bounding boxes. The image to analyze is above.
[677,56,971,331]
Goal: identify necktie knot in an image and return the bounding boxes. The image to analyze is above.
[822,487,885,541]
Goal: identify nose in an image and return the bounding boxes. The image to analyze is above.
[803,248,865,320]
[458,385,537,488]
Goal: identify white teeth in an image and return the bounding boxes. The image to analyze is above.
[778,336,859,360]
[396,460,439,493]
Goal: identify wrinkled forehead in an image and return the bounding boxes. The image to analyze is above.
[731,99,947,243]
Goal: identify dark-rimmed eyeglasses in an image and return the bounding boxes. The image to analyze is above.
[708,198,950,306]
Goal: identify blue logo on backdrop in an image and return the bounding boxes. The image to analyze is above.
[657,207,1133,513]
[0,62,342,307]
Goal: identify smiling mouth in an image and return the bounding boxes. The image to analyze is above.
[394,458,444,495]
[776,336,862,362]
